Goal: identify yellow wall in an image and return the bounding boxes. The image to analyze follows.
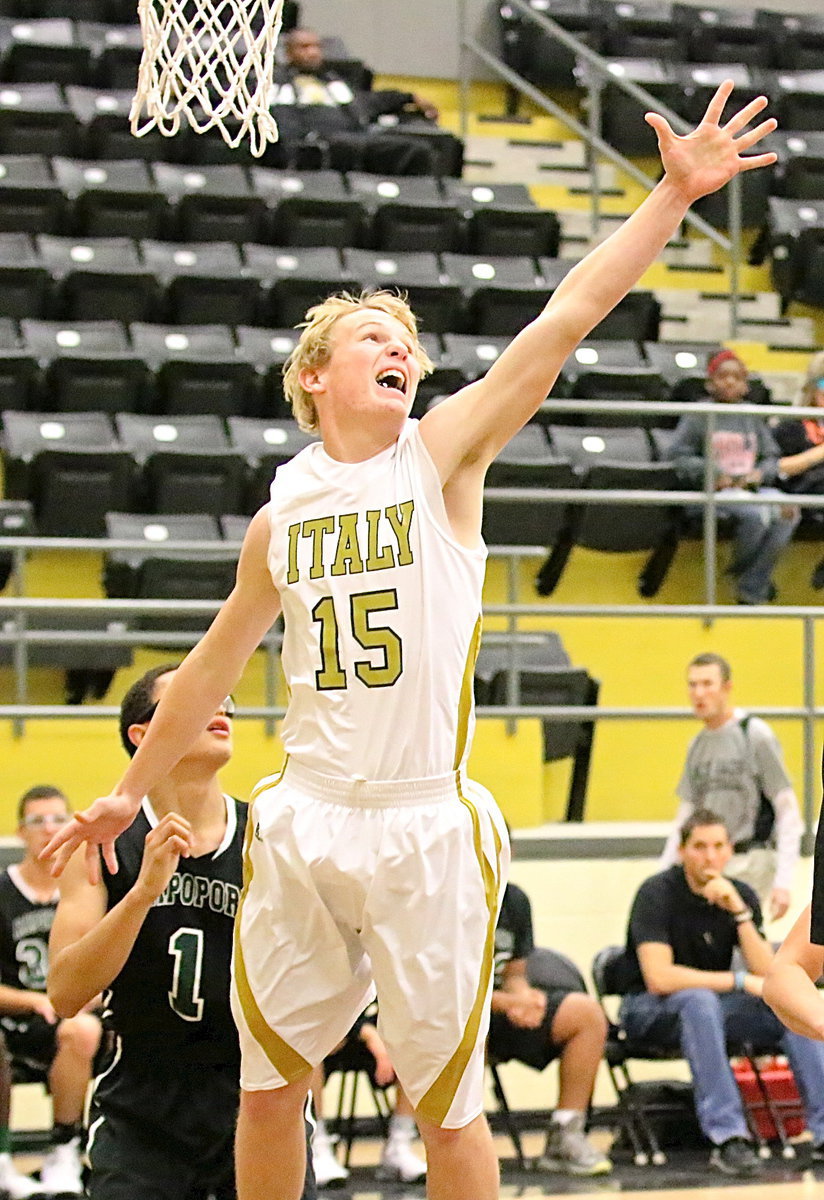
[2,540,823,832]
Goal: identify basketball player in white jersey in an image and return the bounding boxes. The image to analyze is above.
[44,82,776,1200]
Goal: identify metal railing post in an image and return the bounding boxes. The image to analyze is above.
[728,173,742,339]
[803,615,817,852]
[702,410,718,615]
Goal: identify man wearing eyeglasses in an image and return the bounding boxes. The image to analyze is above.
[0,785,103,1196]
[46,665,316,1200]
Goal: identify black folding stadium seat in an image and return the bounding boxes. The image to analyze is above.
[600,0,689,61]
[2,407,135,534]
[600,58,683,158]
[153,163,267,245]
[129,322,257,419]
[27,1,119,21]
[481,425,578,551]
[674,3,777,68]
[342,248,463,337]
[20,317,149,414]
[140,240,261,327]
[0,495,33,590]
[769,131,824,201]
[234,326,298,421]
[772,70,824,135]
[442,180,561,259]
[0,153,65,233]
[345,172,444,220]
[0,82,80,157]
[587,290,661,345]
[498,0,603,91]
[0,228,47,317]
[535,426,680,597]
[227,415,317,511]
[442,252,544,337]
[440,332,512,387]
[103,510,237,636]
[758,12,824,73]
[242,244,357,329]
[755,196,824,307]
[115,412,247,518]
[642,341,713,420]
[51,156,167,240]
[65,85,173,164]
[370,198,465,254]
[253,168,367,250]
[79,21,144,90]
[0,17,94,87]
[674,62,761,127]
[0,314,37,406]
[37,234,160,322]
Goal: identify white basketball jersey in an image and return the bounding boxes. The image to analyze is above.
[267,419,487,780]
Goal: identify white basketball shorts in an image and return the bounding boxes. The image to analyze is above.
[231,757,509,1128]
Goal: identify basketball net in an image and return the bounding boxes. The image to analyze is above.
[130,0,285,157]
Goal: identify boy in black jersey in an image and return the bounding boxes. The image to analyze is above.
[47,666,316,1200]
[0,785,102,1196]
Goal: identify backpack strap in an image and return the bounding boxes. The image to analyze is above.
[737,715,775,848]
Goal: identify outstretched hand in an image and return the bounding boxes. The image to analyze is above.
[40,792,142,884]
[646,79,777,204]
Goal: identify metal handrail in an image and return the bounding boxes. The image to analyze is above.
[457,0,745,330]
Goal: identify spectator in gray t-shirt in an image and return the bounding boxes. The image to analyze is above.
[660,652,802,920]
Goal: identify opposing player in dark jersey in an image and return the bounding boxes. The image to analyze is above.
[47,665,316,1200]
[0,785,102,1196]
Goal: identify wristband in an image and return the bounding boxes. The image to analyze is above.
[733,970,747,992]
[734,908,753,925]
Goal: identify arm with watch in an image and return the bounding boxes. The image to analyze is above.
[702,874,773,994]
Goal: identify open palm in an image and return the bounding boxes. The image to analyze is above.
[646,80,776,204]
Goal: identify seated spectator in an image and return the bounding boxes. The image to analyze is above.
[771,350,824,588]
[619,808,824,1177]
[491,881,611,1176]
[0,786,103,1198]
[309,1011,426,1187]
[271,28,451,174]
[670,348,799,604]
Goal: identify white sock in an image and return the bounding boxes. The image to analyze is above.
[551,1109,582,1127]
[388,1114,416,1141]
[314,1118,330,1142]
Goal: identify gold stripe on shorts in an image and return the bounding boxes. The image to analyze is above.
[235,764,311,1083]
[416,773,502,1125]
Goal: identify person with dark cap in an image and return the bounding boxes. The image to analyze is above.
[669,348,799,604]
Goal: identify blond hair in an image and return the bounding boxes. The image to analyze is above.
[800,351,824,405]
[282,290,433,433]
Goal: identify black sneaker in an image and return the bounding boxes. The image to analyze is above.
[709,1138,762,1177]
[811,1143,824,1163]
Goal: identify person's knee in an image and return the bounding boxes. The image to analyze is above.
[671,988,722,1024]
[553,993,608,1045]
[417,1111,488,1152]
[55,1013,102,1061]
[239,1079,310,1124]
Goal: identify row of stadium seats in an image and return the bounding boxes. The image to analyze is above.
[500,1,824,89]
[0,322,737,419]
[0,156,553,252]
[0,411,754,542]
[0,243,662,340]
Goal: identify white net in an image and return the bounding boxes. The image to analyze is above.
[130,0,285,157]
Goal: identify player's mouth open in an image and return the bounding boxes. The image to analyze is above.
[208,717,231,736]
[376,369,406,394]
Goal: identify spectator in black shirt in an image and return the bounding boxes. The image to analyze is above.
[772,351,824,588]
[619,808,824,1177]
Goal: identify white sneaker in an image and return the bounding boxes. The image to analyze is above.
[0,1154,45,1199]
[311,1133,349,1189]
[38,1138,84,1196]
[376,1137,427,1183]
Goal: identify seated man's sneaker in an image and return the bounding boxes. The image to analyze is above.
[709,1137,762,1177]
[538,1113,612,1176]
[376,1136,427,1182]
[311,1132,349,1189]
[0,1153,45,1199]
[38,1136,84,1196]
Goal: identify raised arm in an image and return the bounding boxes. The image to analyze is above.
[49,814,192,1017]
[44,506,282,879]
[420,81,776,483]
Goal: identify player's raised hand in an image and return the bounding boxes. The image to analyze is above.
[40,791,142,884]
[645,79,777,204]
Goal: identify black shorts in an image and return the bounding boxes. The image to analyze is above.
[488,986,571,1071]
[0,1013,58,1074]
